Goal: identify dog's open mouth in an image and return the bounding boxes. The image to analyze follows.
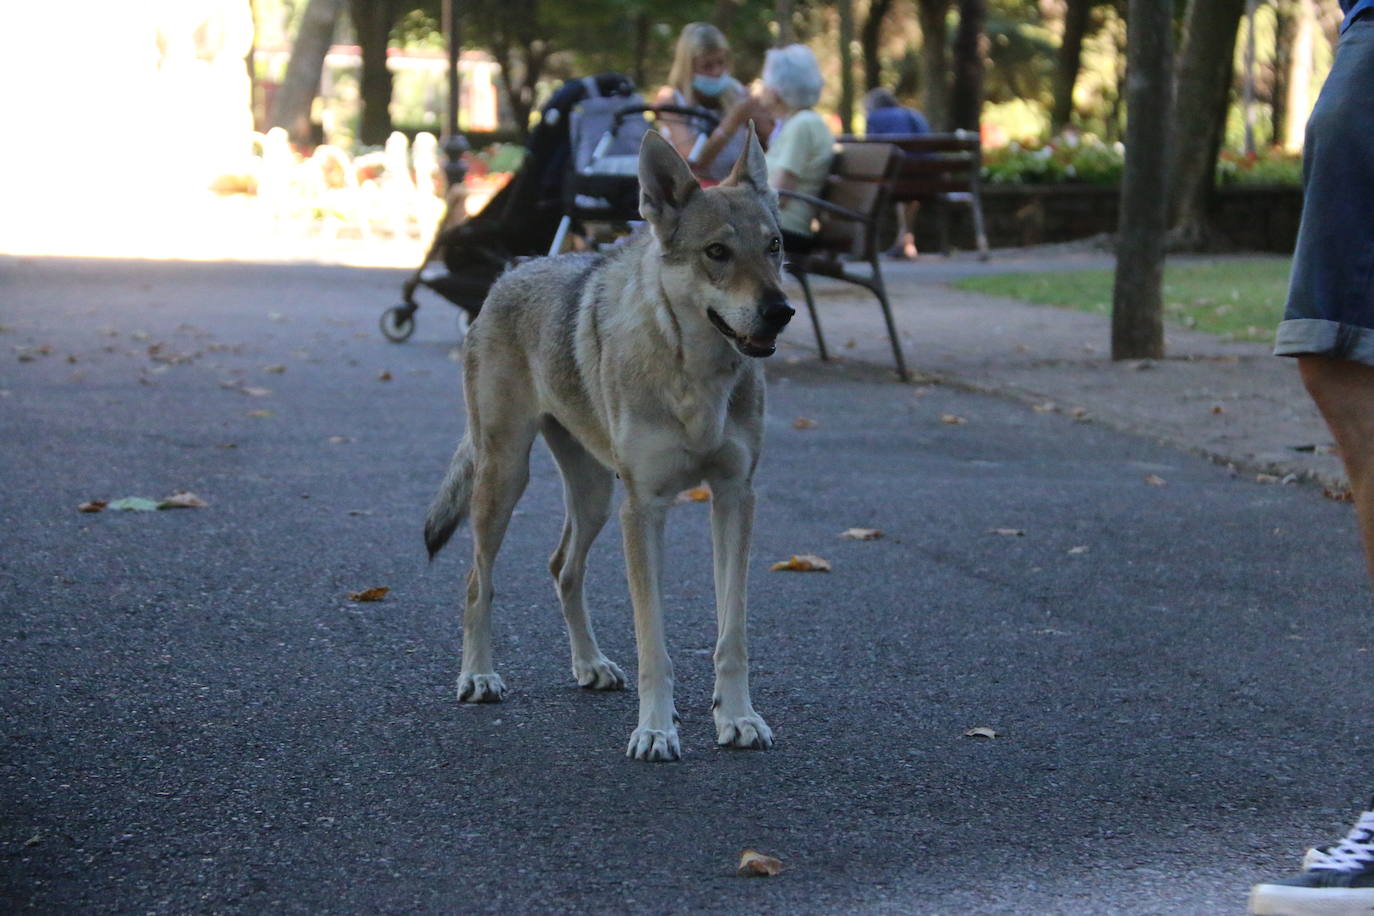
[707,309,777,358]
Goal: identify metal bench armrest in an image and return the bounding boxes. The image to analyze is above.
[776,189,871,225]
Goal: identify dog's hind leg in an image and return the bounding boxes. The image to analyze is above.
[457,415,538,704]
[543,418,625,691]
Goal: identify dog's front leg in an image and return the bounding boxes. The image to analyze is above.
[708,478,773,750]
[619,493,680,761]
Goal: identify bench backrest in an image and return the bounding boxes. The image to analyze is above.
[838,131,982,201]
[813,141,898,258]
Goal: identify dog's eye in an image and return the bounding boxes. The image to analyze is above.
[768,237,781,254]
[704,243,731,262]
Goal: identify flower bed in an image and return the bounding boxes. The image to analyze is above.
[981,136,1302,188]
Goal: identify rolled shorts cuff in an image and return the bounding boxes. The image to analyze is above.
[1274,318,1374,367]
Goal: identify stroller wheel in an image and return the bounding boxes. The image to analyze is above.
[380,305,416,342]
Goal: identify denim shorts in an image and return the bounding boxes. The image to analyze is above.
[1274,16,1374,365]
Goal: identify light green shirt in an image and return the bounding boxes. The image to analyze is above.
[765,109,834,236]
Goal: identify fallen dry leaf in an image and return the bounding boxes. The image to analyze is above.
[675,486,711,504]
[940,413,967,425]
[770,554,831,572]
[1144,474,1166,486]
[1211,404,1225,415]
[989,528,1025,537]
[1069,407,1089,420]
[792,417,818,430]
[840,528,883,540]
[1066,545,1089,555]
[844,339,857,349]
[377,370,392,382]
[78,500,108,513]
[263,364,287,374]
[1031,401,1057,414]
[737,850,784,877]
[160,491,208,509]
[1255,474,1280,484]
[106,497,162,512]
[327,436,354,445]
[1324,487,1354,502]
[348,587,389,602]
[246,409,275,419]
[963,726,998,739]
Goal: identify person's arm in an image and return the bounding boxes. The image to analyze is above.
[695,95,769,172]
[771,168,801,192]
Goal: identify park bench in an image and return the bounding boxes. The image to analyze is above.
[838,130,991,261]
[779,141,910,380]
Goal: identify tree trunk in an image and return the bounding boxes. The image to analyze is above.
[1112,0,1175,361]
[777,0,793,45]
[838,0,856,134]
[1282,0,1317,150]
[861,0,893,91]
[351,0,396,147]
[916,0,951,129]
[269,0,346,148]
[949,0,986,133]
[632,11,650,90]
[1271,0,1296,147]
[1051,0,1092,134]
[1167,0,1246,248]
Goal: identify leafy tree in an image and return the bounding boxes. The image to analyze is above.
[1167,0,1246,248]
[916,0,952,128]
[950,0,987,131]
[270,0,348,146]
[1051,0,1093,132]
[1112,0,1175,360]
[861,0,895,91]
[351,0,404,145]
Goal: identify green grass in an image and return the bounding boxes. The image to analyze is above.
[954,258,1293,342]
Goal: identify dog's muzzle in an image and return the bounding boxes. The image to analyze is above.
[707,292,795,359]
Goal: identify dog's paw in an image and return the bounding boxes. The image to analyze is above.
[626,726,681,762]
[715,712,773,750]
[457,672,506,703]
[574,655,626,691]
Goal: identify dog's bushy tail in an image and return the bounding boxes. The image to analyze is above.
[424,434,476,559]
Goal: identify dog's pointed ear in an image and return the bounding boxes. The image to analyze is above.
[639,129,699,241]
[722,121,770,192]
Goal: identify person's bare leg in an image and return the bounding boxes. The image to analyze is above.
[1298,354,1374,586]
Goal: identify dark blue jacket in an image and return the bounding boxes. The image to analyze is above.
[865,106,931,137]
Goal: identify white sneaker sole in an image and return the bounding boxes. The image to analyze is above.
[1249,882,1374,916]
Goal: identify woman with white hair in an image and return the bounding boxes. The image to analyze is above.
[757,44,834,246]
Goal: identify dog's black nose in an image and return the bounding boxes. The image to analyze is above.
[760,289,795,327]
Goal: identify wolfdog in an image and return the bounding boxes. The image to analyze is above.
[424,128,794,761]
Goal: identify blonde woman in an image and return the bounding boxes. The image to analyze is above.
[654,22,769,182]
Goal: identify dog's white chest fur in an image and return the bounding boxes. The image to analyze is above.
[665,376,730,449]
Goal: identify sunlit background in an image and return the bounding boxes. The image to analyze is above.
[0,0,1342,266]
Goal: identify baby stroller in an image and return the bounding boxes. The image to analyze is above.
[379,75,719,343]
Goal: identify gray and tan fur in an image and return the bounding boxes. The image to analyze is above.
[424,127,794,761]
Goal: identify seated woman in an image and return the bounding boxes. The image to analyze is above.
[654,23,767,183]
[757,44,834,252]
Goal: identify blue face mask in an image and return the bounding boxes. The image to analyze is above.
[692,73,731,98]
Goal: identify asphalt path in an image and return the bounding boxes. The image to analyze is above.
[2,256,1370,914]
